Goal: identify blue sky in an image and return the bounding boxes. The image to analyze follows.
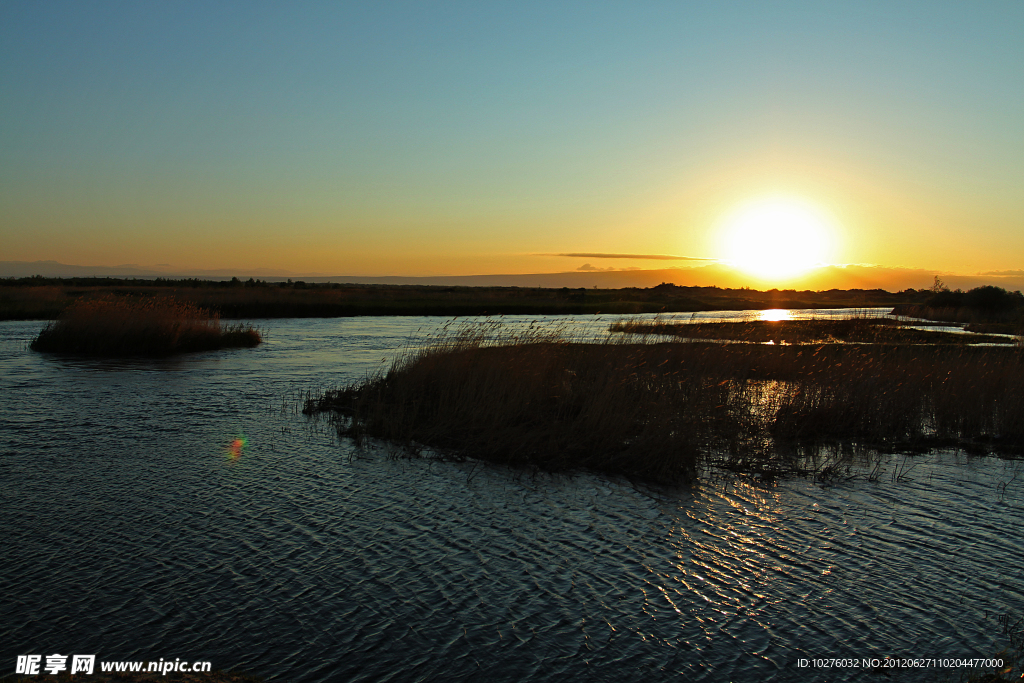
[2,1,1022,283]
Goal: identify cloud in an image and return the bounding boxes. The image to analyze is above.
[575,263,644,272]
[544,252,713,261]
[980,269,1024,277]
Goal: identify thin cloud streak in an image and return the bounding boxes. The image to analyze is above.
[544,253,714,261]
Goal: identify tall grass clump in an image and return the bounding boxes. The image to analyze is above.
[306,323,736,484]
[30,297,261,356]
[307,323,1024,485]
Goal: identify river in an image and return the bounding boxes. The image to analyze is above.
[1,313,1021,682]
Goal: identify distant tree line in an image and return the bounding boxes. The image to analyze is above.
[927,284,1023,312]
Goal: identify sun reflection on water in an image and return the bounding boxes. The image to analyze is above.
[656,478,792,649]
[759,309,792,322]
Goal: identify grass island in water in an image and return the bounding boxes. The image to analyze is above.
[306,319,1024,486]
[30,298,261,356]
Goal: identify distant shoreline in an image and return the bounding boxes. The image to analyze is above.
[0,277,927,321]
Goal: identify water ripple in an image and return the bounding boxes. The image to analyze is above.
[1,318,1022,682]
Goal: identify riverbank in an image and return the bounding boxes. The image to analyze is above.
[892,286,1023,332]
[1,277,928,320]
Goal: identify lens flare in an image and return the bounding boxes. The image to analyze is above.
[225,435,247,460]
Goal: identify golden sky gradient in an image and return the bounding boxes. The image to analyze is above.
[2,2,1022,290]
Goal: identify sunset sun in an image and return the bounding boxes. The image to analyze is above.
[717,197,838,281]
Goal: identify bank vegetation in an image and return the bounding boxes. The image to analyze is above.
[2,276,931,320]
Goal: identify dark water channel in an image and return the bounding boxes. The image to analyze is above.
[2,314,1022,682]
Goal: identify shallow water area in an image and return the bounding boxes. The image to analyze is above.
[2,313,1022,683]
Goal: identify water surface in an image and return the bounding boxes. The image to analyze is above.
[2,314,1021,682]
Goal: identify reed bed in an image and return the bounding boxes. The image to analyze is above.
[609,317,1014,344]
[31,298,261,356]
[306,324,1024,484]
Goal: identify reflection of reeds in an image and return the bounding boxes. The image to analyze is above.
[31,298,261,356]
[307,326,1024,484]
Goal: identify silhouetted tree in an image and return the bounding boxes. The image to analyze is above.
[963,285,1019,311]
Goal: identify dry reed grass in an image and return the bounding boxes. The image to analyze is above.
[31,298,261,356]
[610,317,1014,345]
[306,323,1024,484]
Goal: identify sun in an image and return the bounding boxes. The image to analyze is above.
[716,196,837,281]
